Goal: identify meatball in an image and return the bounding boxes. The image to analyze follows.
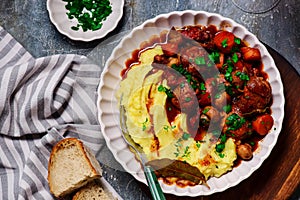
[167,28,183,45]
[223,113,252,139]
[180,46,208,78]
[153,54,169,64]
[247,76,272,99]
[231,70,247,90]
[178,26,212,43]
[162,68,185,88]
[214,92,230,109]
[172,81,198,113]
[233,76,272,114]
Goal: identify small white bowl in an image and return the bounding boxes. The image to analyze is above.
[47,0,124,41]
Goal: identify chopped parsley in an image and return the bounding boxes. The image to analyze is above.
[142,118,148,131]
[182,132,191,140]
[174,146,180,157]
[163,125,170,131]
[171,64,201,91]
[215,134,227,153]
[158,85,173,98]
[234,38,241,45]
[64,0,112,32]
[180,82,185,88]
[216,143,225,153]
[221,38,228,48]
[214,93,221,99]
[223,59,234,82]
[223,104,232,113]
[164,125,176,131]
[208,51,220,64]
[220,134,227,143]
[194,56,206,65]
[182,146,191,158]
[200,82,206,93]
[202,107,210,114]
[174,133,191,157]
[196,141,201,149]
[232,52,239,63]
[219,153,225,158]
[225,66,233,82]
[226,113,246,131]
[225,85,235,96]
[185,97,192,102]
[236,71,250,82]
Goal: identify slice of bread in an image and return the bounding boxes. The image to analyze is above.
[72,179,117,200]
[48,138,102,198]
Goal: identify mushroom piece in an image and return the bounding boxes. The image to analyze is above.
[200,113,210,127]
[237,143,253,160]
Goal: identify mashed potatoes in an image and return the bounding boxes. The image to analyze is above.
[117,46,237,181]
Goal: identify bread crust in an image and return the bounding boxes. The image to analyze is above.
[47,138,102,198]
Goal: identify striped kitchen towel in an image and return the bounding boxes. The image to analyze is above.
[0,26,103,199]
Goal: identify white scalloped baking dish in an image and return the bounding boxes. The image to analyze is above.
[97,10,285,196]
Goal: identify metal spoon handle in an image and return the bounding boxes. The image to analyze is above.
[144,165,166,200]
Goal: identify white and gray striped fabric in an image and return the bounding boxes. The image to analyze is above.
[0,26,103,199]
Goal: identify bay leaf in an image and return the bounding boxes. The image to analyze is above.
[146,158,208,187]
